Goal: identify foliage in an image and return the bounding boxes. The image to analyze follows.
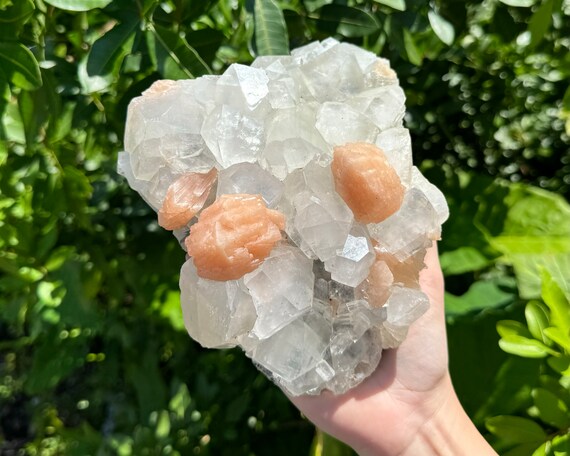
[0,0,569,455]
[487,272,570,455]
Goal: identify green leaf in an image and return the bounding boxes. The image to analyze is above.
[254,0,289,56]
[440,246,490,275]
[169,383,191,419]
[155,410,171,439]
[486,415,547,444]
[525,301,551,344]
[529,0,554,49]
[532,441,549,456]
[0,42,42,90]
[315,5,380,38]
[547,355,570,376]
[0,0,35,27]
[24,329,88,394]
[310,428,355,456]
[508,252,570,300]
[541,270,570,333]
[499,335,556,358]
[403,29,422,65]
[497,320,533,339]
[428,11,455,45]
[486,183,570,300]
[550,432,570,453]
[86,18,138,77]
[543,327,570,351]
[504,443,546,456]
[445,278,515,316]
[146,24,211,80]
[531,388,570,428]
[372,0,406,11]
[43,0,112,11]
[499,0,535,6]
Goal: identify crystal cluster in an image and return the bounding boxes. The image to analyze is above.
[118,38,449,396]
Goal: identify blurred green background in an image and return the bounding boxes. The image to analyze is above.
[1,0,569,454]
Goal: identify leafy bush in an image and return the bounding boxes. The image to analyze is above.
[1,0,569,454]
[488,272,570,454]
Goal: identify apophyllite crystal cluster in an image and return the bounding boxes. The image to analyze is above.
[118,38,449,396]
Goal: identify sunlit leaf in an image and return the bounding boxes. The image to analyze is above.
[428,10,455,45]
[543,327,570,351]
[310,428,355,456]
[86,18,139,77]
[155,410,171,439]
[440,246,490,275]
[531,387,570,428]
[499,335,556,358]
[146,24,211,79]
[445,278,515,316]
[0,42,41,90]
[486,415,547,443]
[547,356,570,376]
[315,5,380,38]
[43,0,112,11]
[497,320,533,339]
[403,29,422,65]
[254,0,289,56]
[499,0,535,6]
[372,0,406,11]
[525,301,550,344]
[541,270,570,333]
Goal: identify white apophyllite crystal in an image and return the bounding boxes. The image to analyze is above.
[324,224,376,287]
[179,259,256,349]
[244,246,314,339]
[120,38,450,396]
[216,163,283,208]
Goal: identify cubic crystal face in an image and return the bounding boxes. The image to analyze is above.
[120,39,449,396]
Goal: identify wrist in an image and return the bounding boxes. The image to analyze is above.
[398,376,497,456]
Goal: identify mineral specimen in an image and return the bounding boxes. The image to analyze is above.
[158,168,218,230]
[119,38,449,396]
[185,194,285,281]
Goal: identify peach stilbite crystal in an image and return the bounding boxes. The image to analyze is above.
[158,168,218,230]
[185,194,285,281]
[332,142,405,224]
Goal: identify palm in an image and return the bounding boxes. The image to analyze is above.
[289,244,449,455]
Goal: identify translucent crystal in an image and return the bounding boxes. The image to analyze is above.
[251,300,334,395]
[216,64,270,111]
[375,127,413,186]
[351,85,406,131]
[217,163,284,208]
[298,44,365,102]
[244,246,314,339]
[410,166,450,225]
[201,105,265,168]
[324,224,375,287]
[369,189,439,261]
[384,286,430,327]
[179,259,256,348]
[316,102,378,146]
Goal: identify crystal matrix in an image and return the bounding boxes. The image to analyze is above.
[119,38,449,396]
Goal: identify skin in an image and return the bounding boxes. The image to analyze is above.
[288,243,498,456]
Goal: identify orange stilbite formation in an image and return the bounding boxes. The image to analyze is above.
[185,194,285,281]
[332,142,405,224]
[158,168,218,230]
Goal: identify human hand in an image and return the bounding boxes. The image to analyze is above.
[288,243,497,455]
